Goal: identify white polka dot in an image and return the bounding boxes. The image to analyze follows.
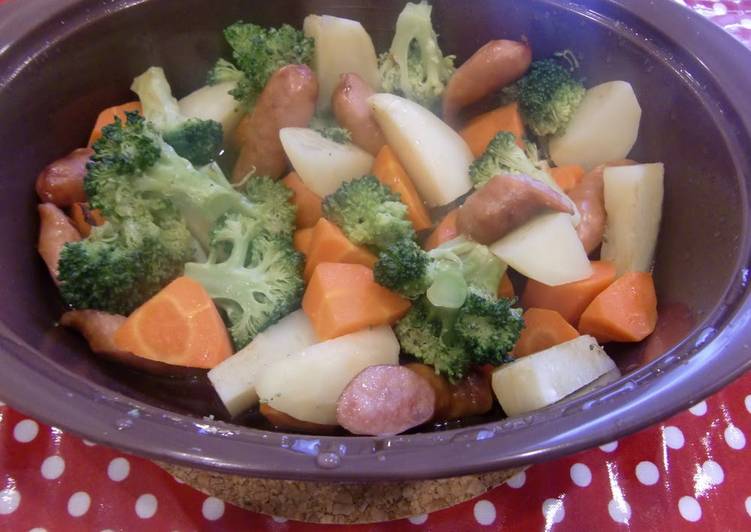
[635,461,659,486]
[541,498,565,524]
[28,528,47,532]
[474,500,497,526]
[713,2,728,16]
[101,529,116,532]
[742,19,751,30]
[13,419,39,443]
[678,496,702,522]
[664,426,685,449]
[745,496,751,517]
[0,488,21,515]
[689,401,707,416]
[599,441,618,453]
[82,439,96,447]
[570,463,592,487]
[701,460,724,485]
[202,497,225,521]
[271,516,288,523]
[608,499,631,524]
[107,457,130,482]
[0,399,5,406]
[408,514,428,525]
[135,494,158,519]
[67,491,91,517]
[506,470,526,489]
[40,455,65,480]
[724,425,746,450]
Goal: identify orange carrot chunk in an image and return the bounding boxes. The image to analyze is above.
[281,172,323,229]
[578,272,658,343]
[460,103,525,157]
[88,101,143,146]
[550,165,585,192]
[294,227,315,257]
[513,308,580,357]
[424,209,459,251]
[69,202,105,237]
[113,277,233,368]
[372,146,432,231]
[522,261,616,326]
[498,272,515,299]
[302,263,411,340]
[304,218,377,281]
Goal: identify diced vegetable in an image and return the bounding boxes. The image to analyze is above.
[303,218,377,281]
[281,171,323,229]
[303,262,411,340]
[369,93,473,207]
[491,334,616,416]
[279,127,374,197]
[522,261,616,325]
[207,310,318,417]
[489,213,593,286]
[255,325,400,424]
[600,163,665,275]
[549,164,585,192]
[549,81,642,171]
[578,271,658,343]
[294,227,315,256]
[459,103,525,157]
[424,209,459,251]
[69,203,105,238]
[372,146,432,231]
[178,81,243,140]
[498,272,515,299]
[303,14,381,110]
[113,277,233,368]
[88,101,142,146]
[512,308,580,357]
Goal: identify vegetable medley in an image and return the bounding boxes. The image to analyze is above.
[35,1,664,436]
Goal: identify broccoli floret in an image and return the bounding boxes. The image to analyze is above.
[241,176,296,236]
[131,67,224,166]
[373,239,432,299]
[309,113,352,144]
[504,59,585,137]
[378,1,455,110]
[469,131,553,189]
[322,175,415,251]
[207,58,246,85]
[184,213,304,349]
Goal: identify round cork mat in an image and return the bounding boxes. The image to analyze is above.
[159,462,526,524]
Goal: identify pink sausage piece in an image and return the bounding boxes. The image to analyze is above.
[336,365,436,436]
[38,203,81,283]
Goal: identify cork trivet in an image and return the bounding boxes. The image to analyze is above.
[159,462,526,524]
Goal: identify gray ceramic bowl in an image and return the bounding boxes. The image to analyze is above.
[1,0,750,481]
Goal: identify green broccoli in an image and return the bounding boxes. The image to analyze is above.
[208,22,314,108]
[131,67,223,167]
[322,175,415,251]
[503,58,585,137]
[184,213,304,349]
[468,131,553,189]
[241,176,297,237]
[378,1,455,110]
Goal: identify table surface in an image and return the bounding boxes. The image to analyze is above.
[2,0,751,530]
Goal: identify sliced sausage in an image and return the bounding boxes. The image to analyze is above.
[442,40,532,126]
[405,363,494,421]
[260,404,338,435]
[38,203,81,283]
[457,173,573,244]
[232,65,318,182]
[35,147,93,207]
[569,159,636,254]
[331,73,386,156]
[336,365,435,436]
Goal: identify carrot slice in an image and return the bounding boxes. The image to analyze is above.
[302,262,411,340]
[498,272,515,299]
[513,308,580,357]
[460,103,524,157]
[293,227,315,256]
[281,171,323,229]
[304,218,378,281]
[578,271,658,343]
[88,101,143,146]
[424,209,459,251]
[522,261,616,326]
[550,165,585,192]
[69,202,105,237]
[113,276,233,368]
[372,146,432,231]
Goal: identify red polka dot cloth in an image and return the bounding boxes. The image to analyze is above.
[2,0,751,530]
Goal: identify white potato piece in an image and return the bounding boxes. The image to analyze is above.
[492,335,616,416]
[549,81,642,171]
[601,163,664,276]
[279,127,374,197]
[256,326,400,425]
[179,82,243,140]
[489,212,592,286]
[303,14,381,111]
[369,93,473,207]
[207,311,318,417]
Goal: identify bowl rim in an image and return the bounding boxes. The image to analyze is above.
[1,0,751,481]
